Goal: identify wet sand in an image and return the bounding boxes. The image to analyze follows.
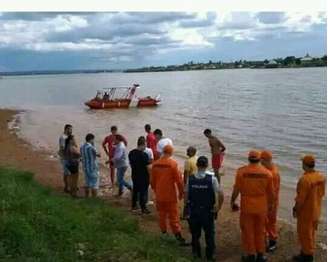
[0,109,326,261]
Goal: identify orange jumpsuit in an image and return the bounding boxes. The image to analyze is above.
[151,156,184,234]
[295,171,325,255]
[265,164,280,241]
[234,163,274,255]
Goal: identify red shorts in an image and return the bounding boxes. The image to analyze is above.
[212,153,224,170]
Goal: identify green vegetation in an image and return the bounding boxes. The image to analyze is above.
[0,167,190,262]
[125,54,327,72]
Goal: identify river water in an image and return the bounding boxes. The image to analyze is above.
[0,68,326,190]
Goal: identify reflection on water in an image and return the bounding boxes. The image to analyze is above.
[0,68,326,187]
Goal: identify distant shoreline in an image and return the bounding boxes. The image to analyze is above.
[0,65,326,77]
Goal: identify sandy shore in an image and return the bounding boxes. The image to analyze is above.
[0,108,326,261]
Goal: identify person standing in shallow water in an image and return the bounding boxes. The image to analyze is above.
[63,135,80,197]
[203,129,226,184]
[58,124,73,193]
[80,133,101,198]
[292,155,325,262]
[185,156,224,261]
[128,136,151,214]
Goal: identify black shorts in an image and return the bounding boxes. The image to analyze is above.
[65,160,79,174]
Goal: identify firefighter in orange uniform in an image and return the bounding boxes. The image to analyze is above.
[151,144,188,245]
[231,150,274,262]
[292,155,325,262]
[261,150,280,252]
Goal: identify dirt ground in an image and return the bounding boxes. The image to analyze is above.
[0,109,326,262]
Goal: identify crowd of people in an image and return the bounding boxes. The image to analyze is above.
[58,124,325,262]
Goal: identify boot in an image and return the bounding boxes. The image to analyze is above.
[266,239,277,252]
[256,253,267,262]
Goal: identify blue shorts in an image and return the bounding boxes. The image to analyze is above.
[84,170,99,189]
[61,159,70,176]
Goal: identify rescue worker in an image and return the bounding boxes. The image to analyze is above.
[292,155,325,262]
[230,150,274,262]
[151,144,187,245]
[261,150,280,252]
[185,156,224,261]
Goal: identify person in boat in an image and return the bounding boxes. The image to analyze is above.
[185,156,224,261]
[151,144,187,246]
[63,135,80,197]
[102,126,128,188]
[153,129,173,159]
[95,91,102,101]
[203,129,226,184]
[112,134,132,196]
[128,136,151,214]
[144,124,157,159]
[103,92,110,101]
[80,133,101,198]
[58,124,73,193]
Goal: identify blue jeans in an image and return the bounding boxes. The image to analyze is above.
[116,166,132,193]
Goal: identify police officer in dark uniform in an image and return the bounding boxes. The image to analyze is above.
[185,156,224,261]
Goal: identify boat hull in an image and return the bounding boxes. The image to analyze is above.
[85,99,131,109]
[137,98,160,107]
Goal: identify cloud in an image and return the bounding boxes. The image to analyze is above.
[178,12,217,28]
[256,12,287,24]
[0,12,326,71]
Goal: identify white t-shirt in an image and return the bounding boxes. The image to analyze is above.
[156,137,173,156]
[144,147,154,161]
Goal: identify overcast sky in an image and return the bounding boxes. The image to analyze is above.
[0,12,326,71]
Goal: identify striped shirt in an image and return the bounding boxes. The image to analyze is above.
[80,142,98,174]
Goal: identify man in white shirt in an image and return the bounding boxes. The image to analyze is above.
[153,129,173,157]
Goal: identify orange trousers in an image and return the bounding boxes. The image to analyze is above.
[156,201,181,234]
[297,217,318,255]
[266,204,278,241]
[240,212,266,255]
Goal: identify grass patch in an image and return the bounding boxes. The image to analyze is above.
[0,167,191,262]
